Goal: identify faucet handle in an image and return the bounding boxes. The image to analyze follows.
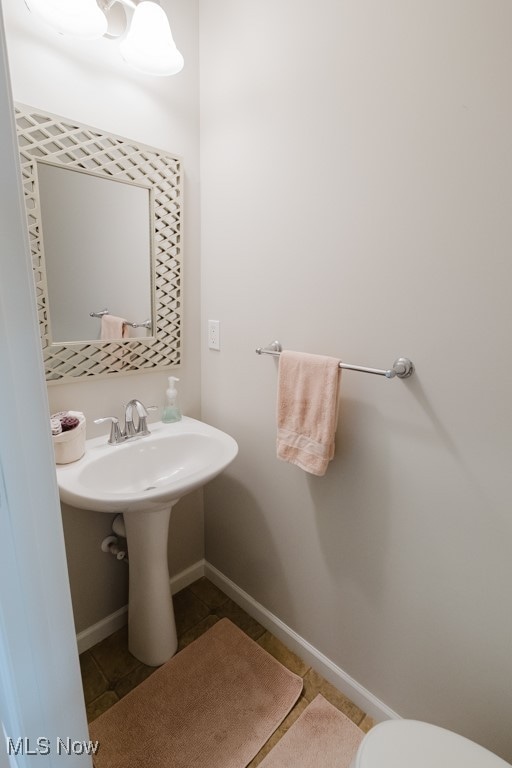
[137,406,158,437]
[94,416,123,445]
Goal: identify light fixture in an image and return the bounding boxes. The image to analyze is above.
[24,0,108,40]
[24,0,184,76]
[119,1,184,76]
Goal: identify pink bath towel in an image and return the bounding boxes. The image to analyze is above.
[276,351,341,476]
[100,314,130,340]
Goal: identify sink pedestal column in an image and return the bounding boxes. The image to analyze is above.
[123,503,178,666]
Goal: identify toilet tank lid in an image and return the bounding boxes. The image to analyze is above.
[353,720,510,768]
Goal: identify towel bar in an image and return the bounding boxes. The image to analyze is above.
[255,341,414,379]
[90,309,152,330]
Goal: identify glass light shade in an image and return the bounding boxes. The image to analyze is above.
[24,0,108,39]
[120,1,184,76]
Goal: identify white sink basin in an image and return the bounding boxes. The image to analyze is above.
[56,416,238,666]
[56,416,238,513]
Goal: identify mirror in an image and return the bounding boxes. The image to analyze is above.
[15,103,182,382]
[37,162,152,343]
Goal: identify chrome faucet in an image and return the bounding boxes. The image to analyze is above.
[124,399,151,438]
[94,399,157,445]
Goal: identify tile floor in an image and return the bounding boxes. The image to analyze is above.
[79,577,373,765]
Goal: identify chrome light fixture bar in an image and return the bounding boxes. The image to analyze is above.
[24,0,184,76]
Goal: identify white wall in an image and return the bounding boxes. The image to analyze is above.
[3,0,202,632]
[200,0,512,760]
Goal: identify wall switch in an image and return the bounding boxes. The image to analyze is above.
[208,320,220,350]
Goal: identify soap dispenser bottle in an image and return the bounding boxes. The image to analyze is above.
[162,376,182,423]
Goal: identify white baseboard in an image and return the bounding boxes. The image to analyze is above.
[76,559,206,654]
[76,605,128,655]
[169,559,206,594]
[204,561,400,724]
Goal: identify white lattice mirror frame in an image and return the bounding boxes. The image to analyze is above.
[15,103,182,383]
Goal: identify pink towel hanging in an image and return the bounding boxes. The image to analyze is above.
[276,351,341,476]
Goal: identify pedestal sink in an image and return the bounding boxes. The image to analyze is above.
[56,417,238,666]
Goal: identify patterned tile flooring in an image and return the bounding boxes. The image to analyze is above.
[79,577,373,765]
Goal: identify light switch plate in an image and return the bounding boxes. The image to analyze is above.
[208,320,220,350]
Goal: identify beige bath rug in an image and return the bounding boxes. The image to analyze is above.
[89,618,302,768]
[258,694,364,768]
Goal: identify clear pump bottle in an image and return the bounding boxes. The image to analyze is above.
[162,376,182,423]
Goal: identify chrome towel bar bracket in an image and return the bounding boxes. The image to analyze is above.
[255,341,414,379]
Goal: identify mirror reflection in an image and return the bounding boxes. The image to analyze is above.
[37,162,153,343]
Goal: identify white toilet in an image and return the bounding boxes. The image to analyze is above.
[351,719,511,768]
